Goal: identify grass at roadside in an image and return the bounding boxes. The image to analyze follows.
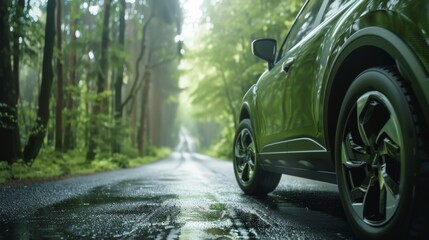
[0,147,171,185]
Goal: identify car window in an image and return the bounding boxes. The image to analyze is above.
[322,0,350,22]
[280,0,325,58]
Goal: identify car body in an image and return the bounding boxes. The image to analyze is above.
[233,0,429,239]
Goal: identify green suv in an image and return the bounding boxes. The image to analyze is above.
[233,0,429,238]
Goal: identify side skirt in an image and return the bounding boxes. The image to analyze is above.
[259,151,337,184]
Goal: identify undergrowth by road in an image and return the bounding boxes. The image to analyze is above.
[0,146,171,186]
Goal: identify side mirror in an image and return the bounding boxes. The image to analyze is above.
[251,38,277,69]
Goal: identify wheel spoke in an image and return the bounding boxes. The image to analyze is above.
[357,94,390,148]
[240,163,249,181]
[378,166,399,220]
[352,173,373,201]
[384,182,399,221]
[341,141,368,168]
[377,118,400,148]
[378,184,387,219]
[247,145,255,162]
[352,176,373,219]
[380,138,400,162]
[248,135,255,153]
[240,130,247,151]
[349,173,375,219]
[360,170,399,223]
[248,159,255,168]
[379,164,399,196]
[350,186,366,203]
[362,175,381,220]
[356,94,374,146]
[376,118,400,163]
[234,143,245,159]
[236,159,245,171]
[247,147,255,179]
[234,135,246,169]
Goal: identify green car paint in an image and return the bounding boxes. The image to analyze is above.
[239,0,429,183]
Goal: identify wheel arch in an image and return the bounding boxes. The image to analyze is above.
[324,27,429,165]
[239,102,251,122]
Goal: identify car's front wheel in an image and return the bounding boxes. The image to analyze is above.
[335,67,428,239]
[233,119,281,196]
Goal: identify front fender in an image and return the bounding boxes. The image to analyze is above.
[239,84,256,124]
[239,84,265,151]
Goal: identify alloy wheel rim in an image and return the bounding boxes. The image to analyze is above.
[234,128,256,184]
[341,91,402,227]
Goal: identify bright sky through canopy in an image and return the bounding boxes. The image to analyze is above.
[180,0,203,41]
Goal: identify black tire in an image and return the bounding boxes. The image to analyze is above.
[233,119,281,196]
[335,66,428,239]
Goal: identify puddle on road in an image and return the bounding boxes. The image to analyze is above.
[0,179,272,239]
[175,200,270,239]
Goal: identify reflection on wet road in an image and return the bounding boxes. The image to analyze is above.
[0,152,354,239]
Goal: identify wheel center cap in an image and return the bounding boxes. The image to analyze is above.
[370,154,382,172]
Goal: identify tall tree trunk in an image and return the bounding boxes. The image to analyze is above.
[12,0,25,102]
[122,14,153,113]
[112,0,126,153]
[64,0,77,151]
[12,0,25,159]
[0,0,21,163]
[219,69,237,130]
[130,92,137,147]
[55,0,63,151]
[98,0,111,113]
[137,66,151,156]
[23,0,56,162]
[124,5,154,149]
[151,79,162,146]
[87,0,111,160]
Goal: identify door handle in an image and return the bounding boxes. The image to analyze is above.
[282,57,295,73]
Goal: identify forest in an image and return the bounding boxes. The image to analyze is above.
[0,0,300,182]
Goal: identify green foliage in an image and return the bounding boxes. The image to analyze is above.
[144,144,159,157]
[0,162,11,184]
[128,146,171,167]
[109,153,130,168]
[181,0,301,158]
[60,149,92,175]
[91,159,117,172]
[12,3,45,69]
[1,0,182,167]
[11,158,62,180]
[120,141,140,158]
[0,146,171,185]
[203,122,235,160]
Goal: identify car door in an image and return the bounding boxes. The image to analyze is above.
[278,0,354,154]
[256,0,327,154]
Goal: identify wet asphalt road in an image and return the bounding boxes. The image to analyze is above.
[0,152,354,239]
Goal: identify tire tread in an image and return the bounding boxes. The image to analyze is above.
[380,66,429,238]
